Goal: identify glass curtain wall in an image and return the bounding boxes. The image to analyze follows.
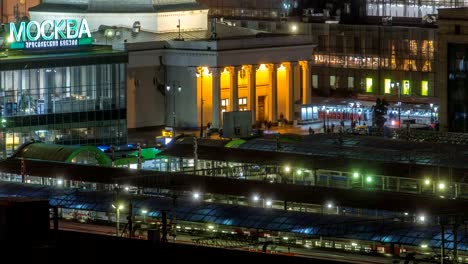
[0,63,127,157]
[310,23,436,98]
[366,0,468,17]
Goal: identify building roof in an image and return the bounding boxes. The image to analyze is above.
[93,23,263,45]
[1,181,466,250]
[12,142,111,166]
[1,157,468,214]
[237,135,468,169]
[161,136,467,179]
[0,47,128,70]
[31,0,204,13]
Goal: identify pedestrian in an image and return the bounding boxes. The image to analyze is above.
[308,126,313,135]
[331,124,335,133]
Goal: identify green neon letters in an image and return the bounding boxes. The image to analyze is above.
[10,18,91,43]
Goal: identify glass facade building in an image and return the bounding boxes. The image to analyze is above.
[366,0,468,17]
[447,44,468,132]
[309,24,436,100]
[0,48,128,157]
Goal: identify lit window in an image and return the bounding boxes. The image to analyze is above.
[221,99,229,106]
[421,81,428,96]
[366,78,373,93]
[384,79,391,94]
[330,76,336,89]
[312,75,318,88]
[238,97,247,105]
[403,80,410,95]
[347,77,354,89]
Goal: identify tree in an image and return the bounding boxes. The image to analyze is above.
[372,98,388,132]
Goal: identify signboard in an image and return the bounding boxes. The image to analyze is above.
[9,19,92,50]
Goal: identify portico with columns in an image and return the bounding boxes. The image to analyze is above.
[26,0,317,132]
[196,60,312,130]
[126,35,315,130]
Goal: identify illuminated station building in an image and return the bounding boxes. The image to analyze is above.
[201,0,468,132]
[0,0,314,156]
[0,18,127,157]
[29,0,315,134]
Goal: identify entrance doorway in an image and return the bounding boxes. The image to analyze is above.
[258,96,266,123]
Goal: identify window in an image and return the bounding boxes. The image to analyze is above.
[312,75,318,89]
[239,97,248,111]
[421,81,428,96]
[221,99,229,112]
[366,78,373,93]
[330,76,336,89]
[347,77,354,89]
[403,80,410,95]
[384,79,391,94]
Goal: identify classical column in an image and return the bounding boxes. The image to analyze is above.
[300,61,311,105]
[249,65,257,125]
[230,66,239,111]
[187,67,199,128]
[211,68,221,129]
[270,64,278,122]
[287,62,296,121]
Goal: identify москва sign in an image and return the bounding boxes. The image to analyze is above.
[9,19,92,50]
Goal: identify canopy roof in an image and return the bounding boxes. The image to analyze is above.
[12,143,111,166]
[1,181,466,250]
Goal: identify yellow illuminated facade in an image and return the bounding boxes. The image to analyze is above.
[196,61,310,127]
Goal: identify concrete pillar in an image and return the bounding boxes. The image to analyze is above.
[211,68,221,129]
[230,66,239,111]
[270,64,278,122]
[287,62,296,121]
[300,61,311,105]
[249,65,257,125]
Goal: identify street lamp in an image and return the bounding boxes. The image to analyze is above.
[390,81,401,128]
[166,82,182,136]
[104,28,114,45]
[429,103,434,124]
[141,209,148,223]
[112,203,124,236]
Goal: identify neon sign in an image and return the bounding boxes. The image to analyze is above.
[9,19,92,50]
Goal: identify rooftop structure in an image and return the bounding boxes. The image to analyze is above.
[1,181,467,251]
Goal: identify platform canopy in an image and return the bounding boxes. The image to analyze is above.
[12,143,111,166]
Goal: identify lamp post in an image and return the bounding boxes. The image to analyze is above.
[429,103,434,124]
[141,209,148,223]
[326,109,330,133]
[391,82,401,127]
[166,83,182,137]
[112,203,124,236]
[197,68,210,138]
[104,29,114,45]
